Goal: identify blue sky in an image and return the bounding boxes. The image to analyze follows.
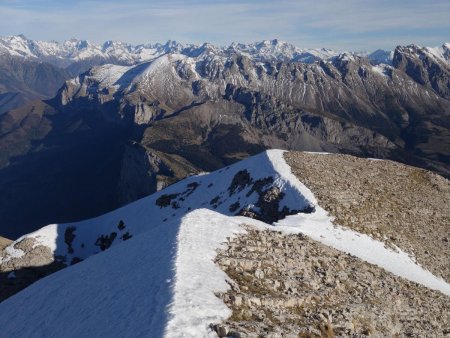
[0,0,449,51]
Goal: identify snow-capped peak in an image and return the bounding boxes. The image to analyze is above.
[393,43,450,66]
[0,34,35,57]
[226,39,339,63]
[2,35,447,70]
[424,43,450,64]
[0,35,378,69]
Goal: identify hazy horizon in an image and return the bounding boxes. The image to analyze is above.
[2,33,450,54]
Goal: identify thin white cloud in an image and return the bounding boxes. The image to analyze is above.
[0,0,448,50]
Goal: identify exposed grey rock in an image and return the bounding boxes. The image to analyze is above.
[94,232,117,251]
[215,227,450,337]
[393,44,449,98]
[212,324,229,337]
[0,237,64,302]
[64,226,76,254]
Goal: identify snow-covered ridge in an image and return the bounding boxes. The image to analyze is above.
[424,44,450,64]
[267,151,450,296]
[0,35,340,66]
[0,150,315,337]
[268,150,450,296]
[0,150,449,337]
[0,35,193,68]
[0,150,314,266]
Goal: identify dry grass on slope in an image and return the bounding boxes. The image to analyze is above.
[284,151,450,283]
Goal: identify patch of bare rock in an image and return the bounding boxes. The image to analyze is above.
[214,227,450,337]
[284,151,450,283]
[0,238,64,302]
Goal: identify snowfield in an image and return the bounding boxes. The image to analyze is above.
[0,150,449,337]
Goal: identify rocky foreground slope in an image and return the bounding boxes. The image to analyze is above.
[216,228,449,337]
[0,150,448,337]
[214,151,450,337]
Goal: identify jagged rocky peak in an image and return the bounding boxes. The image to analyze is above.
[187,42,221,58]
[393,43,450,65]
[443,42,450,57]
[254,38,293,52]
[0,34,33,57]
[102,40,129,51]
[226,39,339,63]
[392,43,450,98]
[73,39,90,50]
[54,38,448,132]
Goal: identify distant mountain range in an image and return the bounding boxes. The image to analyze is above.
[0,35,449,238]
[0,35,396,68]
[2,34,448,68]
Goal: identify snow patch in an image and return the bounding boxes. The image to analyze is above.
[372,65,390,78]
[32,224,59,250]
[90,64,132,89]
[424,45,449,65]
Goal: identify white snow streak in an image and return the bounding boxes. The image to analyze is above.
[372,65,389,78]
[165,210,247,337]
[268,150,450,297]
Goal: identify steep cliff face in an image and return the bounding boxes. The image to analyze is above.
[117,143,200,205]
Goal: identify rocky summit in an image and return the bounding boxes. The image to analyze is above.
[0,150,448,337]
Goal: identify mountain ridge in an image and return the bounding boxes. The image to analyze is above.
[0,38,449,239]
